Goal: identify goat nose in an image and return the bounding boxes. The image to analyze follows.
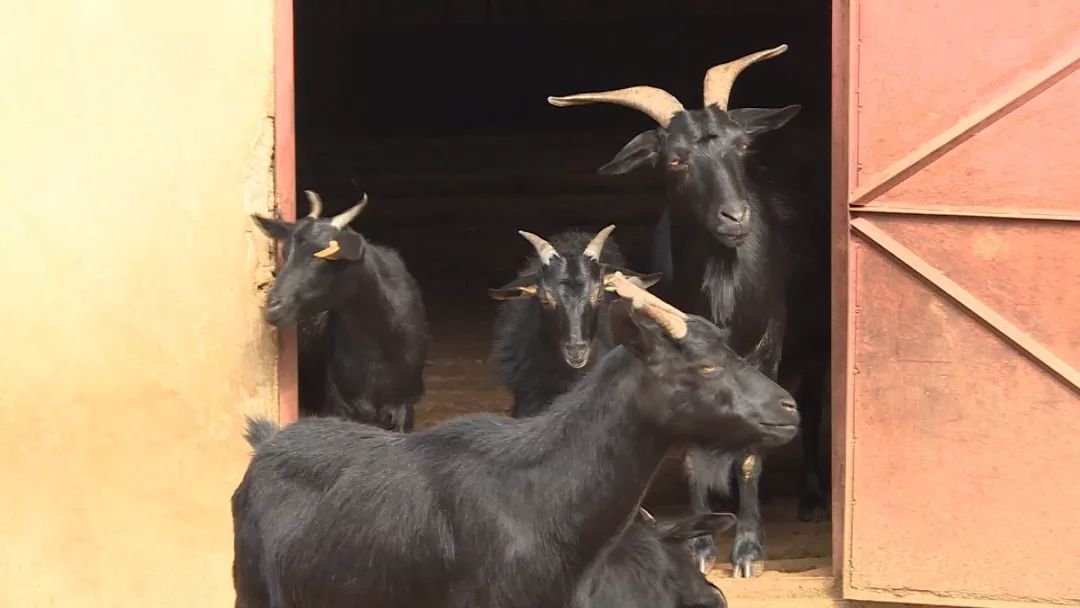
[264,296,288,322]
[563,342,590,368]
[780,397,798,412]
[720,206,749,224]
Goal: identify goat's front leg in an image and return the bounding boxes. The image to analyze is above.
[731,450,765,578]
[378,403,415,433]
[727,316,782,577]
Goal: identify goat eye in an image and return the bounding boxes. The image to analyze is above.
[699,365,720,377]
[667,158,686,170]
[738,142,750,152]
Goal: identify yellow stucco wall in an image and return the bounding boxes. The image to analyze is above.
[0,2,279,605]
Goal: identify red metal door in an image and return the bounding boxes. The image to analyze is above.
[833,2,1080,606]
[275,0,299,424]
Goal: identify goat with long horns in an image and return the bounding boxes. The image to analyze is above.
[548,44,832,580]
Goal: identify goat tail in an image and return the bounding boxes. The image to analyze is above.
[243,416,280,449]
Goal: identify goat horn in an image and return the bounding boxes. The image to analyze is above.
[548,86,685,128]
[329,194,369,230]
[606,272,688,341]
[703,44,788,110]
[637,507,657,525]
[583,224,616,261]
[633,296,689,341]
[304,190,324,219]
[605,273,687,319]
[518,230,560,266]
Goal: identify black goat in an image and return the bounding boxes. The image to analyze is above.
[231,278,799,608]
[489,225,661,417]
[251,190,430,432]
[572,510,734,608]
[549,44,831,577]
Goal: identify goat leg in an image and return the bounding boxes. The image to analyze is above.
[684,449,723,573]
[796,364,830,523]
[731,450,765,578]
[385,403,416,434]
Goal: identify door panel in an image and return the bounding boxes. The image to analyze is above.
[876,70,1080,214]
[836,1,1080,605]
[851,0,1080,183]
[850,231,1080,601]
[865,216,1080,368]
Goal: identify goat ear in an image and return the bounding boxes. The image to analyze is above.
[632,273,664,289]
[326,231,366,261]
[598,129,664,176]
[603,265,663,290]
[251,214,292,241]
[488,273,540,300]
[729,105,801,136]
[657,512,737,542]
[609,299,660,360]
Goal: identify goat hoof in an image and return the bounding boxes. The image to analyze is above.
[731,557,764,578]
[730,535,764,578]
[798,490,830,523]
[691,535,719,574]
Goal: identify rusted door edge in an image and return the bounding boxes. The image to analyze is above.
[845,587,1080,608]
[851,44,1080,205]
[854,205,1080,222]
[274,0,299,425]
[831,0,854,586]
[851,217,1080,393]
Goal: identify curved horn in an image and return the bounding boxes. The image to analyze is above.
[637,507,657,525]
[633,296,688,341]
[518,230,559,266]
[304,190,324,219]
[606,272,688,341]
[329,194,369,230]
[703,44,788,110]
[583,224,616,261]
[606,272,686,319]
[548,86,685,128]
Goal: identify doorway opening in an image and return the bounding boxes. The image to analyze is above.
[290,0,834,597]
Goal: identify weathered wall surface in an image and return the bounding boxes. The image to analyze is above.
[0,2,279,605]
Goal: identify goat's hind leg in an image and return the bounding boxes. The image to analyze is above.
[796,364,829,523]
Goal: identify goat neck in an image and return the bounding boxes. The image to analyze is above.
[327,243,403,351]
[513,347,670,561]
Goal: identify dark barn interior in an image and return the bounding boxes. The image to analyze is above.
[294,0,833,583]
